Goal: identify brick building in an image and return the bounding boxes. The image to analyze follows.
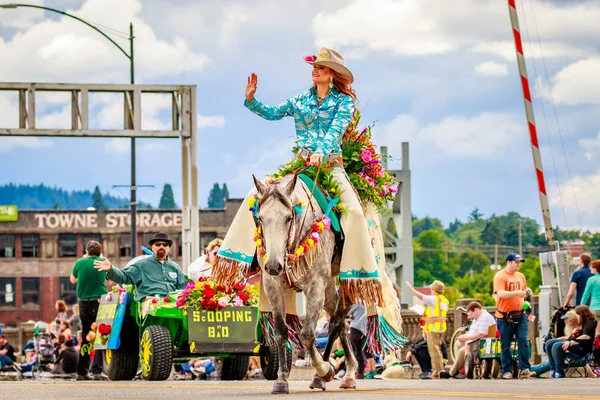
[0,200,242,326]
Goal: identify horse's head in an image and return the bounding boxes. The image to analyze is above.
[253,174,298,277]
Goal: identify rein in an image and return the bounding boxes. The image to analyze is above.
[255,165,324,288]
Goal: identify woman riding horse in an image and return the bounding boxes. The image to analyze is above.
[213,48,401,393]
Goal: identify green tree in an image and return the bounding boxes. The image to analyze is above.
[468,207,484,222]
[446,218,463,236]
[91,186,107,210]
[207,183,224,208]
[414,230,454,286]
[520,256,542,294]
[454,267,496,306]
[221,183,230,201]
[412,217,444,238]
[159,183,177,209]
[481,216,503,244]
[453,250,491,277]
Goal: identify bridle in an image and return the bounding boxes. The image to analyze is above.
[254,167,322,287]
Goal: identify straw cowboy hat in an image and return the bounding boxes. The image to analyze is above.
[374,352,406,380]
[303,47,354,83]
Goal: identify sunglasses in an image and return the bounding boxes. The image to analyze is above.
[154,242,170,248]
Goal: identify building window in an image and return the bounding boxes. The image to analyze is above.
[0,278,16,307]
[59,233,78,257]
[0,234,15,258]
[59,277,78,305]
[22,277,40,307]
[21,234,40,258]
[120,233,132,258]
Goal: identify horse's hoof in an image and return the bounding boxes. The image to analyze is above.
[309,375,327,391]
[339,376,356,390]
[318,365,335,383]
[271,382,289,394]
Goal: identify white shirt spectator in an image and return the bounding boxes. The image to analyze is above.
[187,255,213,282]
[468,309,496,336]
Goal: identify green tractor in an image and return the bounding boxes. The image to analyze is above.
[93,257,291,381]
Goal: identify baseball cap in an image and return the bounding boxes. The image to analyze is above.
[506,253,525,263]
[560,310,579,322]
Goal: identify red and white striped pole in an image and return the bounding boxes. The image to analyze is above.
[507,0,555,243]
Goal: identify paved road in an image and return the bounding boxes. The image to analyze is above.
[1,378,599,400]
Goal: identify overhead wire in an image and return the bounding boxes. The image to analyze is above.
[527,0,584,229]
[517,0,569,240]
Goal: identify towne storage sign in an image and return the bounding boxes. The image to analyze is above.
[33,212,183,229]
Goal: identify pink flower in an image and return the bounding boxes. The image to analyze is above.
[186,283,196,290]
[233,296,244,307]
[303,55,316,62]
[381,186,390,196]
[217,296,230,309]
[361,149,372,163]
[176,296,187,308]
[367,177,376,188]
[182,289,190,297]
[309,232,321,243]
[378,167,386,178]
[151,297,158,303]
[322,216,331,231]
[389,185,398,194]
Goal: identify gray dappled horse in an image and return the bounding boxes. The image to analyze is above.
[253,173,358,394]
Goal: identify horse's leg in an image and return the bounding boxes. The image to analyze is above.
[304,280,337,390]
[263,275,290,394]
[335,293,358,389]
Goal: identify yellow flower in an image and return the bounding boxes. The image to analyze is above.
[307,238,315,247]
[317,222,325,231]
[194,281,203,290]
[329,188,336,193]
[247,198,255,208]
[263,255,267,263]
[255,239,262,247]
[296,246,305,257]
[206,281,215,289]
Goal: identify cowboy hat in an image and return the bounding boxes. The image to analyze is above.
[430,280,445,294]
[303,47,354,83]
[148,232,173,246]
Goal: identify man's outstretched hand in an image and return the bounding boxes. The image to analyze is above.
[94,258,112,272]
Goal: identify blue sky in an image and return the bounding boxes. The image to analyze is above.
[1,0,600,230]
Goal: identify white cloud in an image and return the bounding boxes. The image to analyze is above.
[0,0,45,29]
[198,114,225,130]
[549,171,600,230]
[470,41,589,61]
[474,61,508,77]
[103,138,129,153]
[0,137,54,152]
[544,58,600,106]
[0,0,211,83]
[313,0,600,59]
[579,132,600,161]
[375,111,525,161]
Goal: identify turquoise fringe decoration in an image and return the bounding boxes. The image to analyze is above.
[259,312,304,351]
[365,315,409,354]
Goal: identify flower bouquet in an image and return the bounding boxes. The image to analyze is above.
[80,322,112,355]
[175,277,259,313]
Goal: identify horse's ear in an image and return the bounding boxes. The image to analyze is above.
[282,172,298,196]
[253,175,267,196]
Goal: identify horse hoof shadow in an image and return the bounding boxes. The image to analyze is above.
[339,375,356,390]
[271,382,289,394]
[309,375,327,391]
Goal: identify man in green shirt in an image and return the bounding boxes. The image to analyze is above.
[94,232,186,302]
[70,240,107,380]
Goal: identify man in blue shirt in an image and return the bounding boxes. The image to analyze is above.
[563,252,593,307]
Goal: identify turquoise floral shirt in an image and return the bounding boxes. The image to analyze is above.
[244,87,356,156]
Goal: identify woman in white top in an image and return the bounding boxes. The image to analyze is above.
[188,239,222,281]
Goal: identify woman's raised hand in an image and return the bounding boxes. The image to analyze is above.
[245,73,258,102]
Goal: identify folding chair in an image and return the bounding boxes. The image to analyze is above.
[565,353,591,378]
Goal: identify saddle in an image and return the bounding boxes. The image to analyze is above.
[298,173,341,233]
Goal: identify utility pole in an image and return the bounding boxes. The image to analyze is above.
[129,23,137,255]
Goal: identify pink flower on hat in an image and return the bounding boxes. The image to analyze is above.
[303,55,316,62]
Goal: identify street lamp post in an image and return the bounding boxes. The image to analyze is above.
[1,3,139,253]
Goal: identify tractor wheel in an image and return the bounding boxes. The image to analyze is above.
[259,345,293,380]
[217,356,251,381]
[103,349,138,381]
[139,325,173,381]
[464,352,475,379]
[480,359,491,379]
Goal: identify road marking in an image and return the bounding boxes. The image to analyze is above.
[3,381,598,399]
